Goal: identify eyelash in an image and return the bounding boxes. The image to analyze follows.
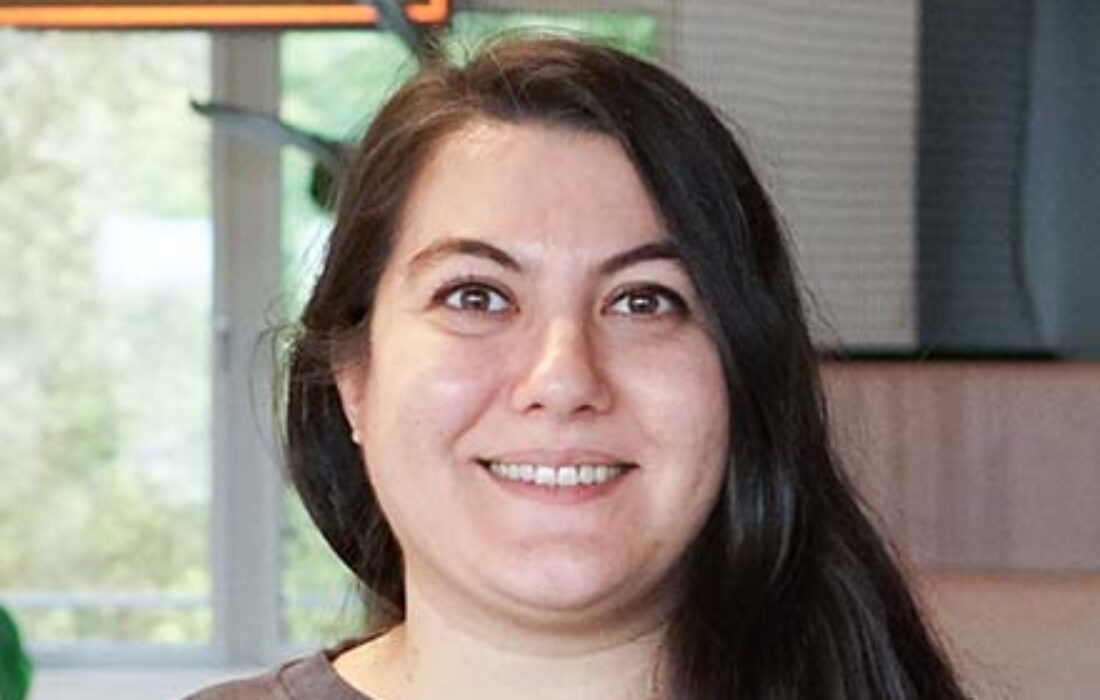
[604,284,689,318]
[429,279,689,319]
[431,277,515,315]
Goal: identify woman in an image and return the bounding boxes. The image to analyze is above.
[191,36,967,699]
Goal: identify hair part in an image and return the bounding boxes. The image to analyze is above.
[285,35,968,699]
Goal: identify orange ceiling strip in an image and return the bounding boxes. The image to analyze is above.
[0,0,448,27]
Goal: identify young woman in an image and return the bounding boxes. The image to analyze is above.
[190,36,967,700]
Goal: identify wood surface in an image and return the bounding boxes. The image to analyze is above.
[822,362,1100,570]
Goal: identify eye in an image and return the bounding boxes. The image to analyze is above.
[437,281,513,314]
[606,285,687,317]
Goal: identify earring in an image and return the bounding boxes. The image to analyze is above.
[350,428,361,445]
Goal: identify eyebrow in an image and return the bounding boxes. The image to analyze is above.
[407,238,521,275]
[598,240,682,276]
[406,236,682,277]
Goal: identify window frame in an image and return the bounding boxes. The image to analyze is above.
[208,30,286,668]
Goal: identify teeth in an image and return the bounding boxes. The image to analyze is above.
[558,466,578,486]
[487,461,626,487]
[535,465,556,486]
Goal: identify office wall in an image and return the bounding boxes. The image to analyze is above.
[678,1,919,349]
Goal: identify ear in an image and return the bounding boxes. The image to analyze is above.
[333,361,368,445]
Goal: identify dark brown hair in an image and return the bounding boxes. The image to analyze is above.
[285,36,967,699]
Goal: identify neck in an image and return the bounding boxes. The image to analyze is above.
[336,578,670,700]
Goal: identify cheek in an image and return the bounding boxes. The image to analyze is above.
[622,336,729,451]
[359,328,500,454]
[356,330,504,547]
[619,336,730,521]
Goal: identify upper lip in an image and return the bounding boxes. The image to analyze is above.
[477,449,635,467]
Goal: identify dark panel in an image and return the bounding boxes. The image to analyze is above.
[918,0,1043,352]
[1022,0,1100,358]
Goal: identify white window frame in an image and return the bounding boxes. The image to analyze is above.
[209,30,285,668]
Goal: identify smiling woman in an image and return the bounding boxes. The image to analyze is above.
[187,36,969,700]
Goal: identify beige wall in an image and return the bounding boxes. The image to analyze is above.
[677,1,919,348]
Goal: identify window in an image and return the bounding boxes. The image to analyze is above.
[0,31,213,650]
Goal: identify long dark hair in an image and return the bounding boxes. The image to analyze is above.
[285,36,967,699]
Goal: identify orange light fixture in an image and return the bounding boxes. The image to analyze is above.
[0,0,449,28]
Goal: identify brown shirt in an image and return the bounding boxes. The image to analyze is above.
[183,641,371,700]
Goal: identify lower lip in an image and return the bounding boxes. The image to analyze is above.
[479,464,634,505]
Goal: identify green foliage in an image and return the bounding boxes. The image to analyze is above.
[0,606,33,700]
[0,30,212,644]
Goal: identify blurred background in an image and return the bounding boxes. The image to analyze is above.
[0,1,1096,698]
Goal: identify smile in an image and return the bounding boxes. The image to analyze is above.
[484,461,630,488]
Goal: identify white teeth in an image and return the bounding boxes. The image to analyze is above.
[557,466,578,487]
[487,461,627,487]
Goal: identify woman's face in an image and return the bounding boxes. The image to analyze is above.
[337,121,729,633]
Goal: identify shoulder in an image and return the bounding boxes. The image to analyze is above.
[182,642,371,700]
[182,666,290,700]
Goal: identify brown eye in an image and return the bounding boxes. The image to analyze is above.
[607,286,686,317]
[625,294,660,314]
[442,283,511,313]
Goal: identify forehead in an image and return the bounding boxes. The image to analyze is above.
[391,121,667,267]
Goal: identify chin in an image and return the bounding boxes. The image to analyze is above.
[485,546,649,620]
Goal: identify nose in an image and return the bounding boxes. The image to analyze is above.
[510,316,613,418]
